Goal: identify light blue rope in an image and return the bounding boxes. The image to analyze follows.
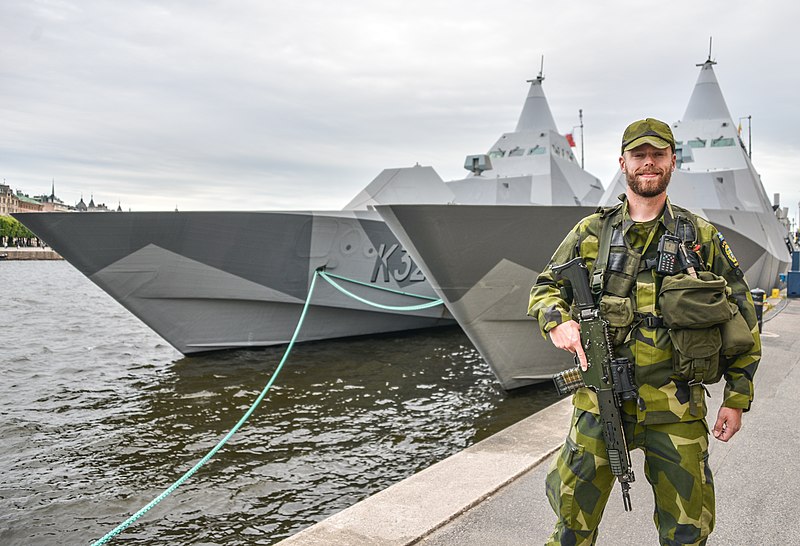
[91,272,321,545]
[321,271,440,301]
[91,268,443,544]
[318,271,443,311]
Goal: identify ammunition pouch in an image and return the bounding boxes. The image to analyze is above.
[604,248,642,298]
[599,294,634,345]
[707,304,757,385]
[658,271,732,329]
[659,271,748,415]
[659,271,731,383]
[719,304,755,358]
[668,328,722,384]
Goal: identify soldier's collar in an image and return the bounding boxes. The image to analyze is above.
[620,195,674,234]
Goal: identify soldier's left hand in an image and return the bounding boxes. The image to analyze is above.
[712,407,743,442]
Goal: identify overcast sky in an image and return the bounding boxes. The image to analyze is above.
[3,1,798,223]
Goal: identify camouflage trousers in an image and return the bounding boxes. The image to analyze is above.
[545,408,714,546]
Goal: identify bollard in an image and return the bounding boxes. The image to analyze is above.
[751,288,765,332]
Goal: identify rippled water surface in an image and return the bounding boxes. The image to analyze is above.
[1,261,561,545]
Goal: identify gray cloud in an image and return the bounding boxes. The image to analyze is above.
[2,1,798,220]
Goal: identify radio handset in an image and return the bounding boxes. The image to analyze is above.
[656,233,697,278]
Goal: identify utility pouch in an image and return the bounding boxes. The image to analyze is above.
[659,271,732,329]
[719,303,755,357]
[604,249,642,298]
[599,295,634,345]
[668,328,722,383]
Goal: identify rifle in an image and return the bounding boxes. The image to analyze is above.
[551,257,637,511]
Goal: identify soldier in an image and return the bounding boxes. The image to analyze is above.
[528,118,760,545]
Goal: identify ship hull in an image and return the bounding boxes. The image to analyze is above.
[377,203,789,390]
[377,204,597,390]
[15,211,454,353]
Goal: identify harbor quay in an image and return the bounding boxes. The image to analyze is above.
[277,296,800,545]
[0,247,62,260]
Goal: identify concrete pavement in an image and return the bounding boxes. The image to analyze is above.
[278,297,799,545]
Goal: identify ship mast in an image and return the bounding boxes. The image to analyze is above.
[528,55,545,84]
[697,36,717,67]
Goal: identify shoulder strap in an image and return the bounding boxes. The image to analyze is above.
[668,203,698,243]
[590,204,622,298]
[675,215,697,244]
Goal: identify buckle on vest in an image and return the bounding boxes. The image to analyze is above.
[591,269,604,297]
[634,312,664,328]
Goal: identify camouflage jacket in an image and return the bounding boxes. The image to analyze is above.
[528,196,760,425]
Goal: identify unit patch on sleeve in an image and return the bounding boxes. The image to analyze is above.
[716,232,740,268]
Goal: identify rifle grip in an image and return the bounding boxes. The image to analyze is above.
[552,257,594,311]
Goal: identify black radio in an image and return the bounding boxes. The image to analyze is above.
[656,233,684,275]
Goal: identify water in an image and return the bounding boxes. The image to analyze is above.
[0,261,561,545]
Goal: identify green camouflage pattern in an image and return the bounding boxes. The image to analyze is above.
[546,408,714,545]
[529,196,760,425]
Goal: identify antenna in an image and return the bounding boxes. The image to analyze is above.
[579,109,584,169]
[571,110,585,169]
[528,55,545,83]
[697,37,717,67]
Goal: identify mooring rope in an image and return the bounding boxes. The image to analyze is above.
[91,268,443,544]
[318,271,443,311]
[91,272,321,545]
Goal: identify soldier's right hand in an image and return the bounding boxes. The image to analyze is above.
[548,320,588,371]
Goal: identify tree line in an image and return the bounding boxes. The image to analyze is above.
[0,216,37,246]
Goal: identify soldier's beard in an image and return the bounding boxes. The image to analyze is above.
[625,167,672,198]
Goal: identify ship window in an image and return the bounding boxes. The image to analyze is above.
[675,144,693,166]
[687,139,706,148]
[528,146,546,155]
[710,137,735,147]
[489,150,505,158]
[508,147,525,157]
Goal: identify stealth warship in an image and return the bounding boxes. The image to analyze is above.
[377,58,791,390]
[15,73,603,355]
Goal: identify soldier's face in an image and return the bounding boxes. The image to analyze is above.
[620,144,676,198]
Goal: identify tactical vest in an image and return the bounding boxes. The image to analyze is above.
[590,202,701,301]
[587,200,753,416]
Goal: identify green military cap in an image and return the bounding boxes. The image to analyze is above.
[621,118,675,153]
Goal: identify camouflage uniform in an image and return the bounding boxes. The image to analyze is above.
[529,196,760,545]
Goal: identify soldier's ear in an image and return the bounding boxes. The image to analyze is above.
[619,155,626,171]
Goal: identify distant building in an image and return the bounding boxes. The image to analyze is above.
[0,181,124,215]
[13,190,43,212]
[87,194,110,212]
[35,181,71,212]
[0,184,15,215]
